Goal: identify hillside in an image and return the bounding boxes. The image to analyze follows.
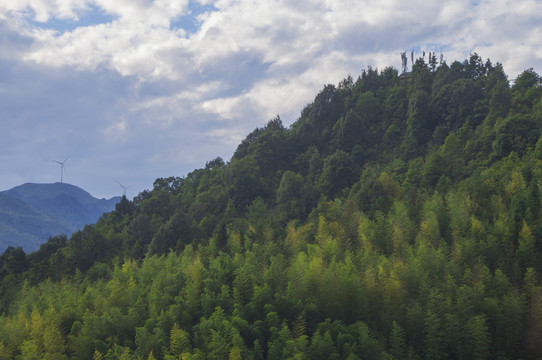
[0,55,541,360]
[0,193,72,251]
[0,183,120,252]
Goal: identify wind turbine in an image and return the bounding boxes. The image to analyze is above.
[52,156,69,183]
[116,181,128,197]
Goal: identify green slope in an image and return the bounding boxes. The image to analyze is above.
[0,55,541,360]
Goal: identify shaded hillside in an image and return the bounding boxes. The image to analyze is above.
[0,55,541,360]
[0,183,120,252]
[0,193,72,252]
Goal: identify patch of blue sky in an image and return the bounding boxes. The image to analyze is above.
[26,4,117,35]
[170,2,217,35]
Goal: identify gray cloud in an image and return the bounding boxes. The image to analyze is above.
[0,0,541,198]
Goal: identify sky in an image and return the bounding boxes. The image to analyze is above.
[0,0,541,199]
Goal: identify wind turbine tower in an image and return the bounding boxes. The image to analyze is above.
[52,156,69,183]
[401,52,408,73]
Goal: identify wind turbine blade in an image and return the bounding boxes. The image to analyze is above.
[64,156,70,163]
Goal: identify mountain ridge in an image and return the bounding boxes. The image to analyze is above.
[0,182,120,252]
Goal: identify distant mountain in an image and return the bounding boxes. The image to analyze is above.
[0,183,120,252]
[0,193,73,252]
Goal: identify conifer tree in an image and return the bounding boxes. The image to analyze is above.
[389,320,406,360]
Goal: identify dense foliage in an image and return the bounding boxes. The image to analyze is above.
[1,54,542,359]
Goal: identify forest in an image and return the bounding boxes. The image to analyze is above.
[1,54,542,359]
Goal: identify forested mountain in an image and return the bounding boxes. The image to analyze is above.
[1,54,541,360]
[0,183,120,252]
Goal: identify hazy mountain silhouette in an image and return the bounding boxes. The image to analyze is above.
[0,183,120,252]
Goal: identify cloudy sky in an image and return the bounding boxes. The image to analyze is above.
[0,0,541,199]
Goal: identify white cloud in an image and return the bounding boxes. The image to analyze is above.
[0,0,88,22]
[103,118,128,142]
